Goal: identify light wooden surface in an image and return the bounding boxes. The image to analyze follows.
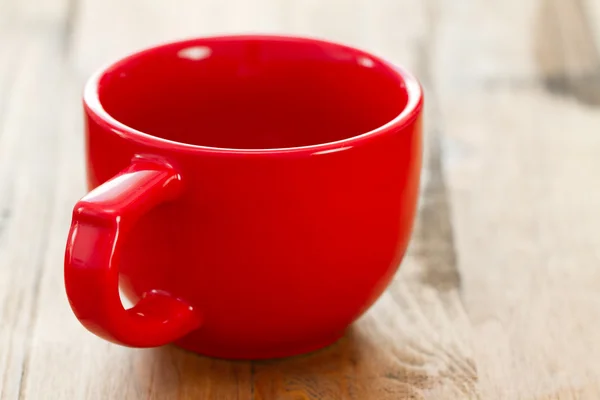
[1,0,600,398]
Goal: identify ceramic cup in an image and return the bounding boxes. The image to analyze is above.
[64,35,423,360]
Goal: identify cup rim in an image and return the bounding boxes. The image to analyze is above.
[84,34,423,156]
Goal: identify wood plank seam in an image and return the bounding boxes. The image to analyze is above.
[539,0,600,105]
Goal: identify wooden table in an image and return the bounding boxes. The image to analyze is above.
[2,0,600,398]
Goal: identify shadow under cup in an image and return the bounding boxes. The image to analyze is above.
[97,37,409,149]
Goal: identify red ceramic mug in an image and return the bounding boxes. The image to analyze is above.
[65,35,423,360]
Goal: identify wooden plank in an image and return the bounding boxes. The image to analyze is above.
[585,0,600,47]
[433,0,600,397]
[537,0,600,105]
[0,32,66,400]
[0,1,76,399]
[1,0,70,24]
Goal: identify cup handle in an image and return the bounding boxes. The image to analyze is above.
[64,156,202,347]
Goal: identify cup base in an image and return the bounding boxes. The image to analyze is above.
[174,331,346,360]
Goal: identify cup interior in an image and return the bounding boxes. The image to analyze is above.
[96,36,409,150]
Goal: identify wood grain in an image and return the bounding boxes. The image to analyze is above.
[0,0,599,398]
[435,0,600,398]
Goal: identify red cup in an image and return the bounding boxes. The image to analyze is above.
[65,35,423,359]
